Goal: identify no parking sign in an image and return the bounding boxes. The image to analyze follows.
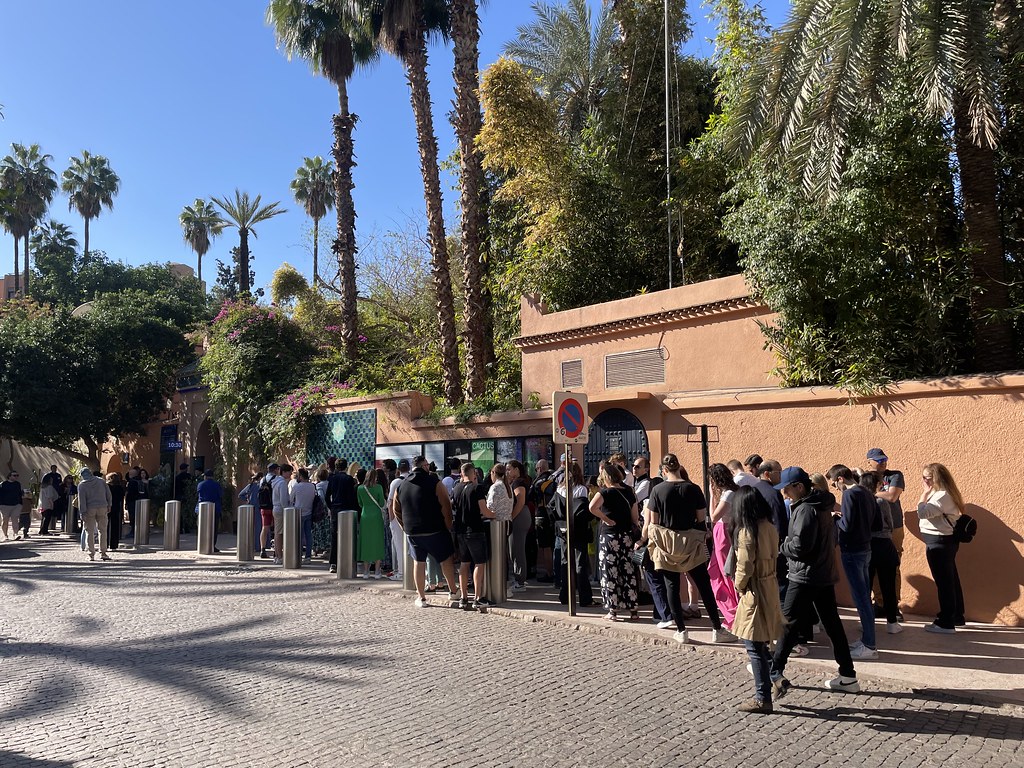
[552,391,589,444]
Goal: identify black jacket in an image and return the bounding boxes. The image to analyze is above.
[780,489,839,586]
[326,471,358,511]
[551,491,593,545]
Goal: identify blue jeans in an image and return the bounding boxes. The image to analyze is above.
[841,549,875,648]
[301,514,313,558]
[744,640,772,703]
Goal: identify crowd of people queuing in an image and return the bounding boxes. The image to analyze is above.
[251,446,965,716]
[6,446,969,715]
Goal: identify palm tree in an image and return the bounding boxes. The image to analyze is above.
[450,0,491,399]
[61,150,119,262]
[729,0,1016,371]
[503,0,616,137]
[268,0,378,360]
[211,190,286,298]
[179,199,226,286]
[1,143,58,295]
[362,0,463,404]
[289,155,335,289]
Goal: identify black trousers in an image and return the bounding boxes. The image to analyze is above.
[869,537,901,623]
[660,562,723,632]
[773,581,854,679]
[923,533,964,628]
[107,511,121,550]
[556,537,593,606]
[39,509,56,534]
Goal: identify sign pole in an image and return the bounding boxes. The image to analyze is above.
[700,424,710,504]
[564,443,575,617]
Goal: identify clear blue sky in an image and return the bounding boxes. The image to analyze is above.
[0,0,785,293]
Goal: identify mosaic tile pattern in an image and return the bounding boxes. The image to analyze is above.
[306,409,377,467]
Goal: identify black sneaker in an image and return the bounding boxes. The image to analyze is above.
[260,550,269,559]
[475,597,495,607]
[459,598,472,610]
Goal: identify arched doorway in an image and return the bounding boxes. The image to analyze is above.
[583,408,649,477]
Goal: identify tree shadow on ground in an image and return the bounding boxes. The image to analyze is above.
[0,614,381,716]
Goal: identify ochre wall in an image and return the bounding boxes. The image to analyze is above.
[658,376,1024,627]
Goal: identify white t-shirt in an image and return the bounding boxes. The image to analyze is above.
[733,472,758,488]
[487,482,514,522]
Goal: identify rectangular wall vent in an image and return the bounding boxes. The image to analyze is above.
[561,359,583,389]
[605,348,665,388]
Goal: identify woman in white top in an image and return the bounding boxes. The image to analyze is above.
[917,463,965,633]
[486,464,514,522]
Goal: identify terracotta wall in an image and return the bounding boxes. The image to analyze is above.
[658,375,1024,627]
[518,275,778,405]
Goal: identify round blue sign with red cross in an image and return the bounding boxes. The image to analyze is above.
[557,398,585,440]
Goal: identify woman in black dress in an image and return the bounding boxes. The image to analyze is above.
[590,461,639,621]
[106,473,125,550]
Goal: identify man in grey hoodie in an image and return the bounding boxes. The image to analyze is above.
[78,468,112,561]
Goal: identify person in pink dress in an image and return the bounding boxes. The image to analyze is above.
[707,463,740,629]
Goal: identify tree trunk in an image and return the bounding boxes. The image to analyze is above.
[239,229,250,297]
[312,216,319,292]
[82,436,102,472]
[953,97,1018,371]
[405,23,463,405]
[452,0,491,400]
[83,217,90,262]
[13,237,19,296]
[197,249,203,287]
[332,80,360,361]
[23,233,29,295]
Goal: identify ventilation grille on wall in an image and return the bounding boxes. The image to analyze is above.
[561,359,583,389]
[605,348,665,388]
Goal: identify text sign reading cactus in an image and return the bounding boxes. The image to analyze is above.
[552,391,589,444]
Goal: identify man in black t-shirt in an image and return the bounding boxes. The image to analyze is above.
[394,456,459,607]
[452,462,494,610]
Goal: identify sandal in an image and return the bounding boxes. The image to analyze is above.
[603,612,618,621]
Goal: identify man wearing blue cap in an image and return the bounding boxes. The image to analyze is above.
[770,467,860,695]
[867,448,905,620]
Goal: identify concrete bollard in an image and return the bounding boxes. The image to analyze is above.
[486,520,508,605]
[236,504,254,563]
[134,499,151,548]
[164,500,181,550]
[335,510,356,579]
[197,502,216,555]
[282,507,300,569]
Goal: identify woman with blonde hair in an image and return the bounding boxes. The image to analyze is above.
[917,463,966,633]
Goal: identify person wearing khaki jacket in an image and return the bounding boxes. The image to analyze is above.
[730,486,784,714]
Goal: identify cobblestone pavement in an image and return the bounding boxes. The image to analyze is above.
[2,538,1022,768]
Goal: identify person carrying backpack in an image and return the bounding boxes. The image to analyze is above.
[258,464,279,559]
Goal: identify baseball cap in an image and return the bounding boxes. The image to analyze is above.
[774,466,811,490]
[866,448,888,462]
[397,458,411,471]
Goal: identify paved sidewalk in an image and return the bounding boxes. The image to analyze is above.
[51,527,1024,707]
[2,533,1023,768]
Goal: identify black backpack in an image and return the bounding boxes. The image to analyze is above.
[257,477,274,509]
[947,513,978,543]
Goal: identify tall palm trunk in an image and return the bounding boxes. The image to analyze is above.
[83,217,90,261]
[13,238,20,296]
[405,24,463,405]
[23,234,29,295]
[197,251,203,286]
[452,0,491,399]
[238,228,251,296]
[332,78,360,360]
[312,216,320,291]
[953,98,1017,371]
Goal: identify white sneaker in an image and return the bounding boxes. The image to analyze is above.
[850,643,878,659]
[746,663,753,675]
[414,597,430,608]
[825,675,861,693]
[886,622,904,634]
[656,620,676,630]
[712,628,739,644]
[511,582,527,592]
[390,573,403,581]
[674,630,690,644]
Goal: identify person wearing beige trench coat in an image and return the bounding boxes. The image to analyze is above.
[731,487,784,714]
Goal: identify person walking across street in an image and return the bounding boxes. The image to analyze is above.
[78,468,112,562]
[771,467,859,696]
